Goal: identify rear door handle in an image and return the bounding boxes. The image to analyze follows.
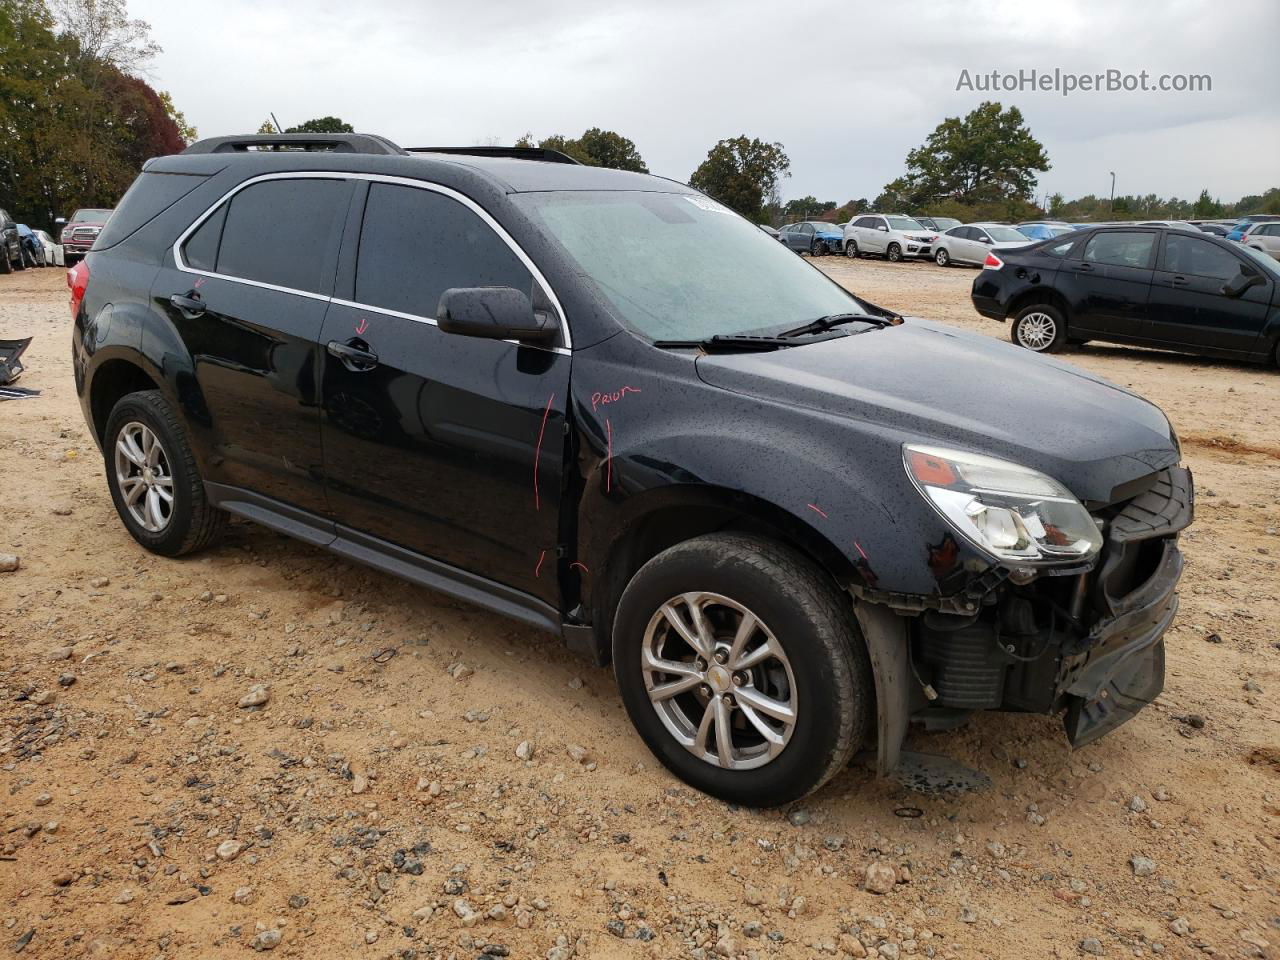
[327,338,378,372]
[1072,262,1094,272]
[169,294,206,317]
[1170,275,1189,287]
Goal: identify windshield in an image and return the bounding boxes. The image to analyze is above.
[986,226,1029,242]
[71,208,111,223]
[886,216,925,231]
[512,191,866,341]
[1241,245,1280,278]
[931,217,960,230]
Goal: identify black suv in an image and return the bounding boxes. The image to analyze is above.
[0,208,25,274]
[972,225,1280,365]
[73,133,1193,806]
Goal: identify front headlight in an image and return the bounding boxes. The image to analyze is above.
[904,444,1102,563]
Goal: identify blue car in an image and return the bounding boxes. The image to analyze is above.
[1227,215,1280,242]
[1016,223,1075,241]
[777,220,844,256]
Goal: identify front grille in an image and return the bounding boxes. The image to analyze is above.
[70,227,100,242]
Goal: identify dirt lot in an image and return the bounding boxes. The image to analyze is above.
[1,262,1277,960]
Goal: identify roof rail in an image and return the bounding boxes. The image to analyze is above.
[182,133,408,156]
[407,145,581,165]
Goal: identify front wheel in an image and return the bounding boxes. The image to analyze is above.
[844,240,859,259]
[0,250,11,274]
[886,243,902,262]
[1011,304,1067,353]
[104,390,226,556]
[809,238,825,257]
[934,248,950,267]
[613,533,873,807]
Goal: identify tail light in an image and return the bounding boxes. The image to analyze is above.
[67,259,89,320]
[983,252,1005,270]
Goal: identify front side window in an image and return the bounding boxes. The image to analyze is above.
[1161,234,1243,280]
[1082,231,1156,268]
[512,190,866,342]
[355,183,533,317]
[183,178,351,294]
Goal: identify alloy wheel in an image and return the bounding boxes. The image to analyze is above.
[845,241,858,259]
[935,248,949,266]
[114,421,175,532]
[1017,311,1057,351]
[641,592,797,771]
[887,244,901,262]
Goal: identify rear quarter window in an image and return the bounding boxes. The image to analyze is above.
[95,174,207,249]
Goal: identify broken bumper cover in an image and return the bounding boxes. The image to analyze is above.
[1058,466,1194,747]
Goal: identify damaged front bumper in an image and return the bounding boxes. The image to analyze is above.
[862,466,1194,774]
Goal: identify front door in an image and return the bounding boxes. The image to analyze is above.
[1148,231,1272,356]
[1057,229,1156,339]
[318,180,571,605]
[148,175,353,517]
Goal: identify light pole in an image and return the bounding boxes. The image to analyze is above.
[1109,172,1116,215]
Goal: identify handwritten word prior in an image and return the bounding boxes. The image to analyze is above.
[591,386,641,412]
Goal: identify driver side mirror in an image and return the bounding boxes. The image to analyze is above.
[977,235,992,244]
[876,225,888,232]
[1221,269,1261,299]
[437,287,556,344]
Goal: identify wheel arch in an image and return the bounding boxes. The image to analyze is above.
[89,357,163,446]
[1006,285,1069,322]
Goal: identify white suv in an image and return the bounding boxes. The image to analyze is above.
[842,214,937,262]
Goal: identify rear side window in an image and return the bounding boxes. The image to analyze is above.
[1043,237,1077,257]
[1082,231,1155,268]
[354,183,533,317]
[1161,233,1242,280]
[95,173,207,249]
[185,178,351,294]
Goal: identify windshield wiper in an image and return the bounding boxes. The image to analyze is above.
[653,334,806,353]
[778,312,894,338]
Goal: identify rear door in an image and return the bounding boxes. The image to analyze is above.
[318,179,571,605]
[150,175,353,519]
[1057,229,1156,339]
[1148,231,1272,356]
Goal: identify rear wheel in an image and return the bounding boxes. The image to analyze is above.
[0,250,11,274]
[886,243,902,263]
[934,248,950,267]
[613,533,873,807]
[1011,304,1067,353]
[104,390,226,556]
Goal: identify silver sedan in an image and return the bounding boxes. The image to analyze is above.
[932,223,1033,267]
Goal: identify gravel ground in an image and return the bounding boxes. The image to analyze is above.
[1,263,1277,960]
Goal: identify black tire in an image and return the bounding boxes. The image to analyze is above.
[0,250,11,275]
[844,240,859,259]
[809,238,824,257]
[13,248,25,270]
[934,248,950,267]
[886,243,902,263]
[613,533,873,807]
[1011,304,1067,353]
[104,390,226,557]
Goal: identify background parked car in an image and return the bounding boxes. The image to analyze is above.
[34,229,62,266]
[971,225,1279,365]
[1137,220,1200,232]
[1241,222,1280,260]
[1226,215,1280,242]
[1193,222,1231,237]
[0,208,25,274]
[777,220,843,256]
[842,213,936,262]
[933,222,1032,267]
[1017,222,1076,241]
[56,207,113,263]
[915,215,961,233]
[758,223,780,238]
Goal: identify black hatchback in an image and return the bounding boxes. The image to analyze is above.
[73,133,1192,807]
[971,224,1280,365]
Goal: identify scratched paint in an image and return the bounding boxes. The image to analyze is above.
[535,549,546,578]
[806,503,829,519]
[590,385,641,412]
[355,317,368,335]
[570,561,589,574]
[191,276,206,290]
[533,392,555,511]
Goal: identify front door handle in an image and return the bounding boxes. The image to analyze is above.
[170,293,205,317]
[1170,275,1189,287]
[1072,262,1094,272]
[327,338,378,372]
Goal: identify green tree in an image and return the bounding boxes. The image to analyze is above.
[689,136,790,221]
[517,128,648,172]
[884,102,1049,208]
[1192,188,1224,218]
[158,90,195,143]
[284,116,354,134]
[256,119,277,134]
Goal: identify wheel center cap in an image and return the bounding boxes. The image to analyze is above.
[142,468,154,484]
[706,664,731,693]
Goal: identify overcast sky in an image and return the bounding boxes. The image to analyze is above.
[132,0,1277,205]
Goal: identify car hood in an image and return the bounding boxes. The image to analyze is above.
[695,318,1178,504]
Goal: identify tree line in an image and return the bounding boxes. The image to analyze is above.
[0,0,193,231]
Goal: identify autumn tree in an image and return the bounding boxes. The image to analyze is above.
[689,136,790,221]
[284,116,355,134]
[517,128,647,172]
[883,102,1049,209]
